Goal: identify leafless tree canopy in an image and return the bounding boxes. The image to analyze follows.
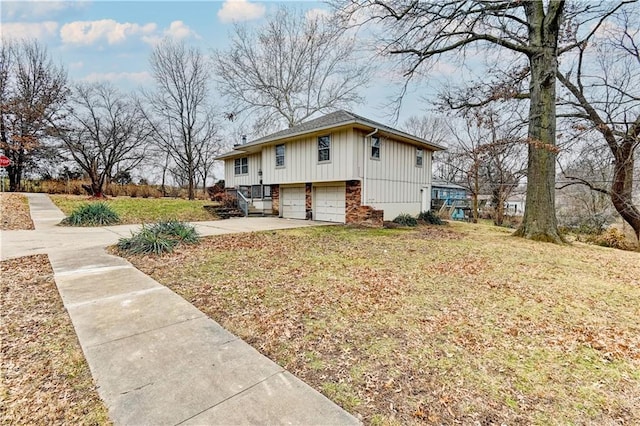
[556,6,640,241]
[0,39,68,191]
[55,83,150,197]
[144,39,222,200]
[335,0,631,243]
[214,6,371,134]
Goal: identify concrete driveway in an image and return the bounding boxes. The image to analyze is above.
[1,196,333,261]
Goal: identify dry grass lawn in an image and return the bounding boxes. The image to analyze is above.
[0,193,34,230]
[123,222,640,425]
[50,194,216,224]
[1,255,110,424]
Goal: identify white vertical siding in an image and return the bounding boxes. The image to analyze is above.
[224,153,262,187]
[354,130,435,219]
[262,129,358,184]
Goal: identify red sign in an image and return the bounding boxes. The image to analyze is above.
[0,155,10,167]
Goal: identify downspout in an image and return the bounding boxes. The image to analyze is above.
[363,128,378,206]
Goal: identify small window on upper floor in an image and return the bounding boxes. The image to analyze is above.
[371,135,380,160]
[318,135,331,162]
[234,157,248,175]
[416,148,424,167]
[275,144,285,168]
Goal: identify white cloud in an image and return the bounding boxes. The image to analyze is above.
[1,21,59,41]
[165,21,196,40]
[69,61,84,70]
[142,20,198,45]
[217,0,266,24]
[82,71,152,84]
[60,20,157,46]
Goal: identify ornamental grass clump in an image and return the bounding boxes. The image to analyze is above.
[392,213,418,227]
[61,202,120,226]
[418,210,444,225]
[117,220,199,255]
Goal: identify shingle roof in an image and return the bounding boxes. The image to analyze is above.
[215,109,446,160]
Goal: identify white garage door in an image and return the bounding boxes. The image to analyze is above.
[281,186,306,219]
[314,186,346,223]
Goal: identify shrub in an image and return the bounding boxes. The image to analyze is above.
[117,220,199,254]
[418,210,443,225]
[213,192,238,209]
[594,228,632,250]
[61,202,120,226]
[393,213,418,227]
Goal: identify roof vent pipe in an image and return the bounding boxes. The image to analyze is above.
[241,135,247,144]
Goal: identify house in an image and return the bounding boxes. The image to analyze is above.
[215,110,445,225]
[431,180,471,220]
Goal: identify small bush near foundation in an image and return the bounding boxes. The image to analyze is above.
[61,202,120,226]
[393,213,418,227]
[117,220,199,254]
[418,210,443,225]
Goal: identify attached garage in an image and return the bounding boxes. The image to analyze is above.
[314,185,346,223]
[281,186,306,219]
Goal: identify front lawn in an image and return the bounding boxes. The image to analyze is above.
[50,195,216,224]
[1,255,110,424]
[122,222,640,425]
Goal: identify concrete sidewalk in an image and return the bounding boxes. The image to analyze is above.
[1,193,359,425]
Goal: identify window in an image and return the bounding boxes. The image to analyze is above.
[251,185,262,199]
[371,135,380,159]
[416,148,423,167]
[234,157,248,175]
[318,135,331,162]
[275,144,285,167]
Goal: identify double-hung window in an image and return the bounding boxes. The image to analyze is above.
[275,144,285,167]
[318,135,331,162]
[371,135,380,159]
[234,157,248,175]
[416,148,423,167]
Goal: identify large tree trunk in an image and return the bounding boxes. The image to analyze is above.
[514,3,564,243]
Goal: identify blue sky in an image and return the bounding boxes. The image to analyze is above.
[1,1,446,127]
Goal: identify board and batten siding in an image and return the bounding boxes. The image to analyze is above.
[224,152,262,187]
[262,129,359,185]
[355,130,433,220]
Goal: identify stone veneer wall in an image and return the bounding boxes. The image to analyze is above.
[271,184,280,215]
[345,180,384,227]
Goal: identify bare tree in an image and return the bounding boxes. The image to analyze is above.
[336,1,631,243]
[54,83,150,197]
[401,115,453,181]
[0,39,68,191]
[556,8,640,242]
[557,144,618,234]
[214,6,371,134]
[144,39,221,200]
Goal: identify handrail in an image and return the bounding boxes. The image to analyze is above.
[236,190,249,217]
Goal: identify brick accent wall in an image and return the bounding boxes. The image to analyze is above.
[305,183,312,219]
[345,180,384,227]
[271,184,280,215]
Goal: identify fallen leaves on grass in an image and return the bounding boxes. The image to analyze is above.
[124,224,640,425]
[0,193,34,230]
[0,255,110,425]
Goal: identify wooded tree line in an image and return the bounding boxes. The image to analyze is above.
[1,2,638,243]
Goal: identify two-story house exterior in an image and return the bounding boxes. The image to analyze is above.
[215,110,445,225]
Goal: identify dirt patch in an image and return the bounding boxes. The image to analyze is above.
[1,255,110,424]
[0,193,34,230]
